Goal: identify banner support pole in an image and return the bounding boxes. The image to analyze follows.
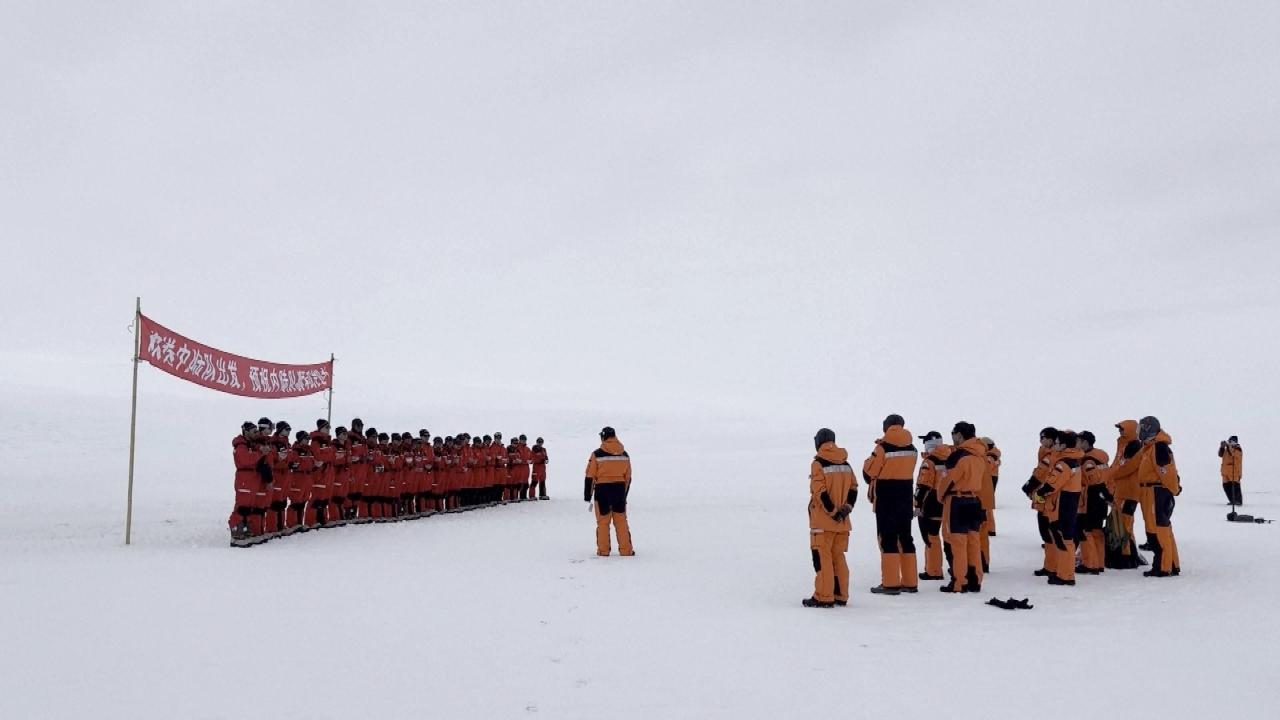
[326,353,334,426]
[125,297,141,546]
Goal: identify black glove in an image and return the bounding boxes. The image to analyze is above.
[583,477,593,502]
[831,503,854,522]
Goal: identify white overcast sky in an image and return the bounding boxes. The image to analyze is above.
[2,2,1278,443]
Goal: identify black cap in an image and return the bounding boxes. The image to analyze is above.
[351,418,363,427]
[1229,435,1239,443]
[365,428,377,437]
[536,437,544,444]
[276,420,291,432]
[1040,427,1059,441]
[599,426,617,440]
[295,430,310,441]
[1079,430,1096,447]
[483,435,492,443]
[335,426,347,435]
[419,429,429,438]
[258,417,272,428]
[378,432,389,441]
[241,421,256,432]
[883,414,905,431]
[952,421,976,440]
[814,427,836,450]
[917,430,942,442]
[316,419,329,429]
[1057,430,1078,448]
[519,434,527,441]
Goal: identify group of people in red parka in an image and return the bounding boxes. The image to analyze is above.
[229,416,550,546]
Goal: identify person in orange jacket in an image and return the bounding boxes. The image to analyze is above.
[531,437,549,499]
[1076,431,1111,575]
[1031,430,1083,585]
[1220,436,1244,505]
[1132,416,1181,577]
[585,426,634,557]
[805,428,858,608]
[940,422,986,593]
[914,431,949,581]
[1107,420,1142,568]
[1022,427,1059,573]
[862,414,920,595]
[982,437,1001,535]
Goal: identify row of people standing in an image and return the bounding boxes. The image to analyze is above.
[229,417,549,547]
[805,416,999,607]
[1023,418,1181,582]
[804,414,1197,607]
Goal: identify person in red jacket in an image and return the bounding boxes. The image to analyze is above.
[330,428,350,525]
[307,432,334,528]
[429,436,446,511]
[349,428,370,520]
[494,435,512,502]
[285,431,315,532]
[531,437,549,499]
[422,435,442,512]
[264,420,293,534]
[504,438,519,499]
[230,421,264,543]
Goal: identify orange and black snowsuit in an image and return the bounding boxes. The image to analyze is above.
[914,445,951,580]
[863,425,919,591]
[1023,445,1057,561]
[983,441,1001,535]
[940,437,987,592]
[1079,447,1112,573]
[1220,442,1243,505]
[1136,432,1181,575]
[810,442,858,604]
[1109,420,1142,567]
[1035,446,1083,583]
[585,437,633,556]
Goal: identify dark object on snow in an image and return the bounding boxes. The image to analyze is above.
[986,597,1034,610]
[1227,511,1273,524]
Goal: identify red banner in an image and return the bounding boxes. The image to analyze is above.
[138,314,332,399]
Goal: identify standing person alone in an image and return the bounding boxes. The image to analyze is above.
[1220,436,1244,506]
[585,427,634,557]
[862,414,920,595]
[805,429,858,608]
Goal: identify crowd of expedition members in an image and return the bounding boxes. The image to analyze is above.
[804,414,1227,608]
[229,417,550,546]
